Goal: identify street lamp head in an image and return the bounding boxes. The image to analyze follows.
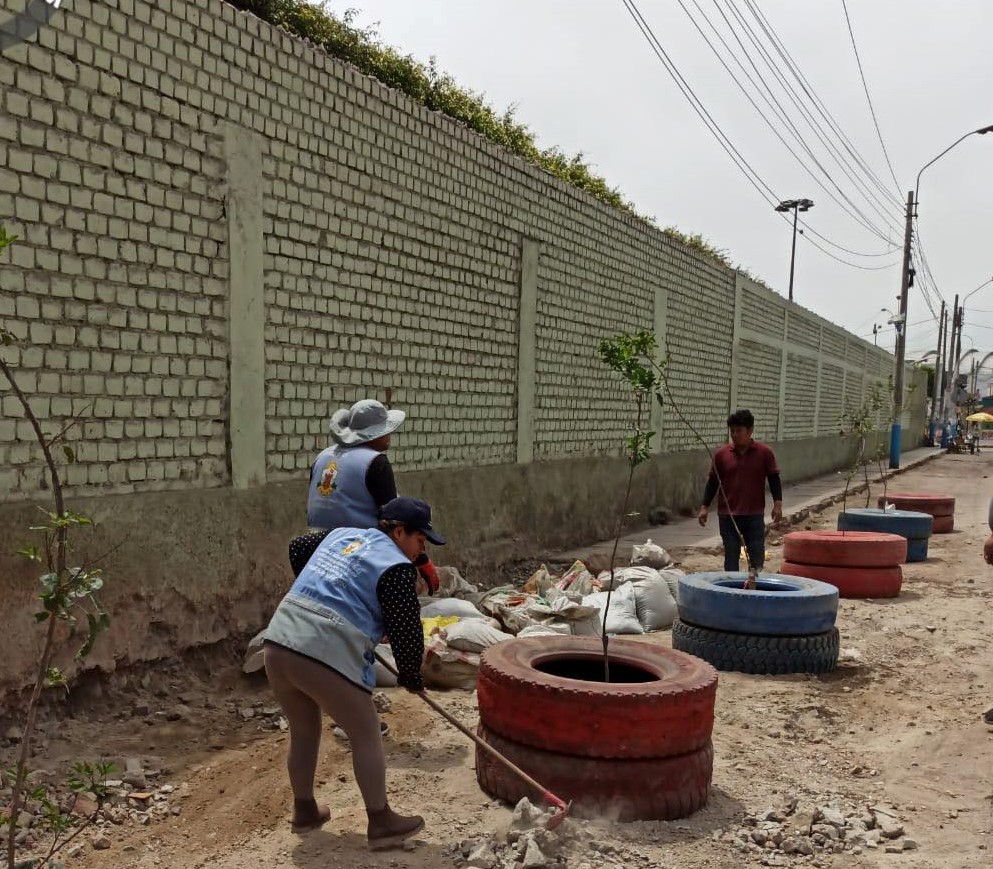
[977,124,993,134]
[775,198,814,213]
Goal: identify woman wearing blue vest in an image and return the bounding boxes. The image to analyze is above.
[263,496,446,850]
[307,399,405,531]
[301,397,440,595]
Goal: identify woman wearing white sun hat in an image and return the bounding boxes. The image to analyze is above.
[306,399,407,532]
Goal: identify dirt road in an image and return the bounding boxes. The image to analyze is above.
[6,451,992,868]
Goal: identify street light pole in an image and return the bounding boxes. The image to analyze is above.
[889,190,914,468]
[914,125,993,215]
[894,123,993,464]
[775,198,813,302]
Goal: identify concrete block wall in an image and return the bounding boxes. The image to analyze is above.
[0,0,929,694]
[730,274,921,446]
[0,0,923,506]
[0,0,231,497]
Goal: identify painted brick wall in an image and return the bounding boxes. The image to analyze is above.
[0,0,923,504]
[662,253,735,449]
[818,363,846,435]
[736,340,782,439]
[783,353,818,439]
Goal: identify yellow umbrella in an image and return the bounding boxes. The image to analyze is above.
[965,411,993,423]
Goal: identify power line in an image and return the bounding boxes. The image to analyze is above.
[912,224,945,302]
[911,234,947,321]
[716,0,903,240]
[619,0,903,273]
[909,247,939,320]
[742,0,904,212]
[677,0,901,257]
[839,0,903,196]
[618,0,778,206]
[862,316,939,339]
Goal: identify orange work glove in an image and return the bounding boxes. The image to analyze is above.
[415,555,439,595]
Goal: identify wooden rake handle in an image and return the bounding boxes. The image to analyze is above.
[373,649,571,828]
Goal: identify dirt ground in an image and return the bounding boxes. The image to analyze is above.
[4,451,992,868]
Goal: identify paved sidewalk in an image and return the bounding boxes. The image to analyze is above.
[547,446,943,565]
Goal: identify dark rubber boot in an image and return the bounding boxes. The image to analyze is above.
[366,805,424,850]
[291,798,331,833]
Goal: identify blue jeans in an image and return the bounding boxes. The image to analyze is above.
[718,514,765,572]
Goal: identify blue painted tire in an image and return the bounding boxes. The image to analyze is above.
[905,537,929,562]
[676,572,838,637]
[837,508,933,541]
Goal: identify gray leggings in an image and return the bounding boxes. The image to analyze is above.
[263,643,387,811]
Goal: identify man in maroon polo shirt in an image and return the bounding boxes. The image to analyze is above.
[697,409,784,572]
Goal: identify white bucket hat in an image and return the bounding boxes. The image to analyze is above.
[329,399,406,446]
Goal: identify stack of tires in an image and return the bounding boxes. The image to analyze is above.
[671,572,839,675]
[837,507,933,562]
[877,492,955,534]
[778,530,906,598]
[475,636,717,821]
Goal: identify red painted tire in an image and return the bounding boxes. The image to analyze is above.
[476,637,716,759]
[779,561,902,599]
[876,493,954,517]
[475,724,712,821]
[782,530,906,568]
[931,515,954,534]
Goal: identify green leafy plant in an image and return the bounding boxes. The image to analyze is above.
[837,382,886,514]
[597,332,664,681]
[598,330,755,677]
[0,230,114,869]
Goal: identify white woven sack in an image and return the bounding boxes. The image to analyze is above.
[582,583,643,635]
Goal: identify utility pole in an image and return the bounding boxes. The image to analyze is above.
[952,299,964,416]
[889,190,914,468]
[942,295,960,422]
[939,309,949,402]
[928,300,945,443]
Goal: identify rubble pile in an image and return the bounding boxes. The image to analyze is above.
[716,796,919,864]
[0,757,185,857]
[445,798,645,869]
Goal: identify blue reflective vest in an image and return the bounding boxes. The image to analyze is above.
[307,445,380,530]
[287,527,409,654]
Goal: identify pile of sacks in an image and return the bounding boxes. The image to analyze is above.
[414,539,684,690]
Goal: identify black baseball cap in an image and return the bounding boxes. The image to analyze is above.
[379,497,447,545]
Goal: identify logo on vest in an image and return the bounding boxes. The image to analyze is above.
[316,460,338,496]
[340,539,364,556]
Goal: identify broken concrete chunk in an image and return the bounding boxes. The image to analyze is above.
[876,816,904,839]
[818,806,846,828]
[510,797,546,830]
[520,836,548,868]
[466,840,498,869]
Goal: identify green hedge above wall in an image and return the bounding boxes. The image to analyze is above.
[226,0,746,273]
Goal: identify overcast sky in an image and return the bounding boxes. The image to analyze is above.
[338,0,993,380]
